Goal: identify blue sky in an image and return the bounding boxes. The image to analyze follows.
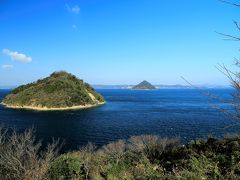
[0,0,239,86]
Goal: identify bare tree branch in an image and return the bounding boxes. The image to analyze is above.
[219,0,240,7]
[234,20,240,31]
[181,76,234,104]
[215,31,240,41]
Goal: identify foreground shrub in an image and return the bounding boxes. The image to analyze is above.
[0,127,60,180]
[48,154,86,179]
[1,128,240,179]
[128,135,180,163]
[95,136,178,179]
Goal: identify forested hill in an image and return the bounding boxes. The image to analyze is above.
[2,71,105,109]
[133,80,156,90]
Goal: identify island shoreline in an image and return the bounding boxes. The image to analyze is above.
[0,101,106,111]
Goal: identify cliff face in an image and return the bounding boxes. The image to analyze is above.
[2,71,105,109]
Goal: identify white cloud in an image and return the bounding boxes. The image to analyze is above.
[2,64,14,69]
[72,24,77,29]
[2,49,32,63]
[66,4,80,14]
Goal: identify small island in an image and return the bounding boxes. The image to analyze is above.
[1,71,105,111]
[132,80,156,90]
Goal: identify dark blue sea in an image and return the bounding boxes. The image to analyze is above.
[0,88,239,151]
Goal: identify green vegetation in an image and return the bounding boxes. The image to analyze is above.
[2,71,105,108]
[133,80,156,90]
[1,128,240,180]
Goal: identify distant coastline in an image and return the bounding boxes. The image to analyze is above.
[131,88,157,91]
[0,101,105,111]
[92,85,231,89]
[0,85,232,90]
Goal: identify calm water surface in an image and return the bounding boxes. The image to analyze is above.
[0,89,238,151]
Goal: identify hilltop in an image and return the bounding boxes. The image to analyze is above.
[132,80,156,90]
[1,71,105,110]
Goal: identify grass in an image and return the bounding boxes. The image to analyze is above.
[0,128,240,179]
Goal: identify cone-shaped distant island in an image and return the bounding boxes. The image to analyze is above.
[1,71,105,111]
[132,80,156,90]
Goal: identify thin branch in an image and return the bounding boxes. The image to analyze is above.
[219,0,240,7]
[215,31,240,41]
[208,102,239,124]
[216,63,240,90]
[181,76,234,104]
[234,21,240,31]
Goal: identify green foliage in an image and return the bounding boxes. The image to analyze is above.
[95,136,240,179]
[48,154,86,179]
[2,71,105,108]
